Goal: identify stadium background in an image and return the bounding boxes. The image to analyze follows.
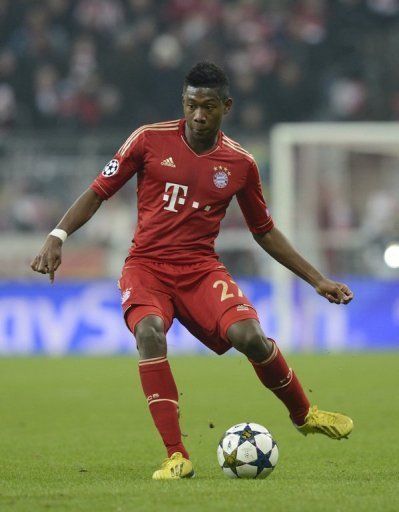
[0,0,398,355]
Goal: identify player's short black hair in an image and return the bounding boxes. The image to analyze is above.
[183,61,230,100]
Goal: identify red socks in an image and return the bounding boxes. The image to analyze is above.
[138,357,189,459]
[138,341,307,459]
[251,340,310,425]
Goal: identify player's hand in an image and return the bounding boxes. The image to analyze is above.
[314,278,353,305]
[30,236,63,283]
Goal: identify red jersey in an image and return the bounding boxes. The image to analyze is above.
[90,119,274,264]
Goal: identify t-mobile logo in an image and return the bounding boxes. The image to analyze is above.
[163,182,188,212]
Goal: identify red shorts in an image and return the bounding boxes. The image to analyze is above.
[118,257,259,355]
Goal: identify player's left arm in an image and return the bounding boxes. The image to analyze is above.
[237,160,353,305]
[254,227,353,305]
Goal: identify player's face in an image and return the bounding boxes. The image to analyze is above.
[182,86,232,143]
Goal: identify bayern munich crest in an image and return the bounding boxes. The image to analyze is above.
[213,165,230,188]
[102,159,119,177]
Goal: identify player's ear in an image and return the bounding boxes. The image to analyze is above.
[223,98,233,115]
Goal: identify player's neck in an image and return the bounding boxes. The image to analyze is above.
[184,125,219,155]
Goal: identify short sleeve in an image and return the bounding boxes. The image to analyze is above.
[90,128,146,200]
[236,161,274,234]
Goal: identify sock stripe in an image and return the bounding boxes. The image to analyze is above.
[148,398,179,407]
[251,342,278,367]
[268,368,293,391]
[139,357,167,366]
[139,355,167,363]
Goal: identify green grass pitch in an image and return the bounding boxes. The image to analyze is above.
[1,354,398,512]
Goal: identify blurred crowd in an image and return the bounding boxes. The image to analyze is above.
[1,0,399,132]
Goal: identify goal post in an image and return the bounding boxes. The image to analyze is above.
[269,122,399,351]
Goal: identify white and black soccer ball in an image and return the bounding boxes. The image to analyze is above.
[217,422,278,479]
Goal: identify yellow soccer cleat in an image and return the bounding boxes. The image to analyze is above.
[296,405,354,440]
[152,452,195,480]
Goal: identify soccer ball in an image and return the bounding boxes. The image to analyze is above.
[217,422,279,479]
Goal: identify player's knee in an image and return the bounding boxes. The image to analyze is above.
[135,318,166,359]
[233,331,264,357]
[227,320,273,360]
[136,326,166,358]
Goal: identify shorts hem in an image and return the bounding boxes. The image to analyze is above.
[124,305,169,334]
[219,306,260,341]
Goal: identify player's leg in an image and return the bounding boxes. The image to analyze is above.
[226,319,310,426]
[126,310,194,479]
[133,312,186,459]
[226,319,353,439]
[174,268,310,433]
[174,261,306,426]
[174,262,352,441]
[119,261,193,479]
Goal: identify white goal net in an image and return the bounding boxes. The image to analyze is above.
[270,123,399,351]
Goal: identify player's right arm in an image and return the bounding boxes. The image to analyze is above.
[31,126,147,282]
[30,188,104,282]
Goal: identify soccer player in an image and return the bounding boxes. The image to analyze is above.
[31,62,354,480]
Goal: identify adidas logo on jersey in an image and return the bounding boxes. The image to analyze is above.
[161,157,176,168]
